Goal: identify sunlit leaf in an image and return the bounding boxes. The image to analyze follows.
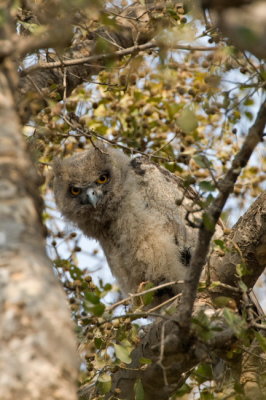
[114,341,133,364]
[235,263,251,278]
[177,108,198,133]
[139,357,152,365]
[193,155,212,168]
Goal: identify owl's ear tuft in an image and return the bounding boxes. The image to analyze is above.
[90,141,109,157]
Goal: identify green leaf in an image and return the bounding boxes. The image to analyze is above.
[177,108,198,133]
[85,291,100,304]
[245,111,253,121]
[214,239,226,250]
[20,21,46,34]
[84,301,105,316]
[174,383,192,397]
[235,263,250,278]
[94,337,104,349]
[192,311,214,341]
[223,308,247,338]
[142,282,155,306]
[114,341,132,364]
[199,180,216,192]
[134,378,145,400]
[238,281,247,292]
[165,102,182,118]
[255,332,266,352]
[194,363,213,384]
[69,264,83,279]
[209,281,221,289]
[183,175,196,187]
[97,373,112,394]
[139,357,152,365]
[243,98,254,106]
[54,259,71,270]
[193,154,212,168]
[213,296,236,309]
[200,389,215,399]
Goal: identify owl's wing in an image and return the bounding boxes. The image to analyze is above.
[129,155,201,214]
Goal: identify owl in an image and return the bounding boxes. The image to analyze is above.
[53,144,200,302]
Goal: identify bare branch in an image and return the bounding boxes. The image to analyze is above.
[21,42,217,76]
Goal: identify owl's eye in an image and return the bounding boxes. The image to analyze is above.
[96,174,109,184]
[70,186,81,196]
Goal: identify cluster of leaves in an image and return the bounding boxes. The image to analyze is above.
[51,236,152,398]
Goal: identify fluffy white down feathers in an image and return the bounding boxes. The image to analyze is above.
[53,145,200,301]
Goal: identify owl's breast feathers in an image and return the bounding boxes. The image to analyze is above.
[99,156,200,296]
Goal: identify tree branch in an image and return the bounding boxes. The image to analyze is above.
[210,191,266,290]
[21,42,216,75]
[177,98,266,331]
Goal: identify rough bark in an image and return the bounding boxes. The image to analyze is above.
[0,68,78,399]
[210,192,266,290]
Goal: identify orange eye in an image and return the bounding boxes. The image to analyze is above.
[96,174,109,184]
[70,186,81,196]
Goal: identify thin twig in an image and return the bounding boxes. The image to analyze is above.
[107,280,184,311]
[148,293,182,313]
[157,322,169,386]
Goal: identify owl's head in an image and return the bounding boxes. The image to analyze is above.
[53,144,129,232]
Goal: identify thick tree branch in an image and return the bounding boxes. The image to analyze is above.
[210,192,266,290]
[177,99,266,331]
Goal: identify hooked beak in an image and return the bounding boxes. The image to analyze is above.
[86,187,102,208]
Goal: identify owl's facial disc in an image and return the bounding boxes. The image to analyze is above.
[86,187,103,208]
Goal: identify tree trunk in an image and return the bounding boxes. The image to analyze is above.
[0,68,78,399]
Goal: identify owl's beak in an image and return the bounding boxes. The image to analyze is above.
[86,187,102,208]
